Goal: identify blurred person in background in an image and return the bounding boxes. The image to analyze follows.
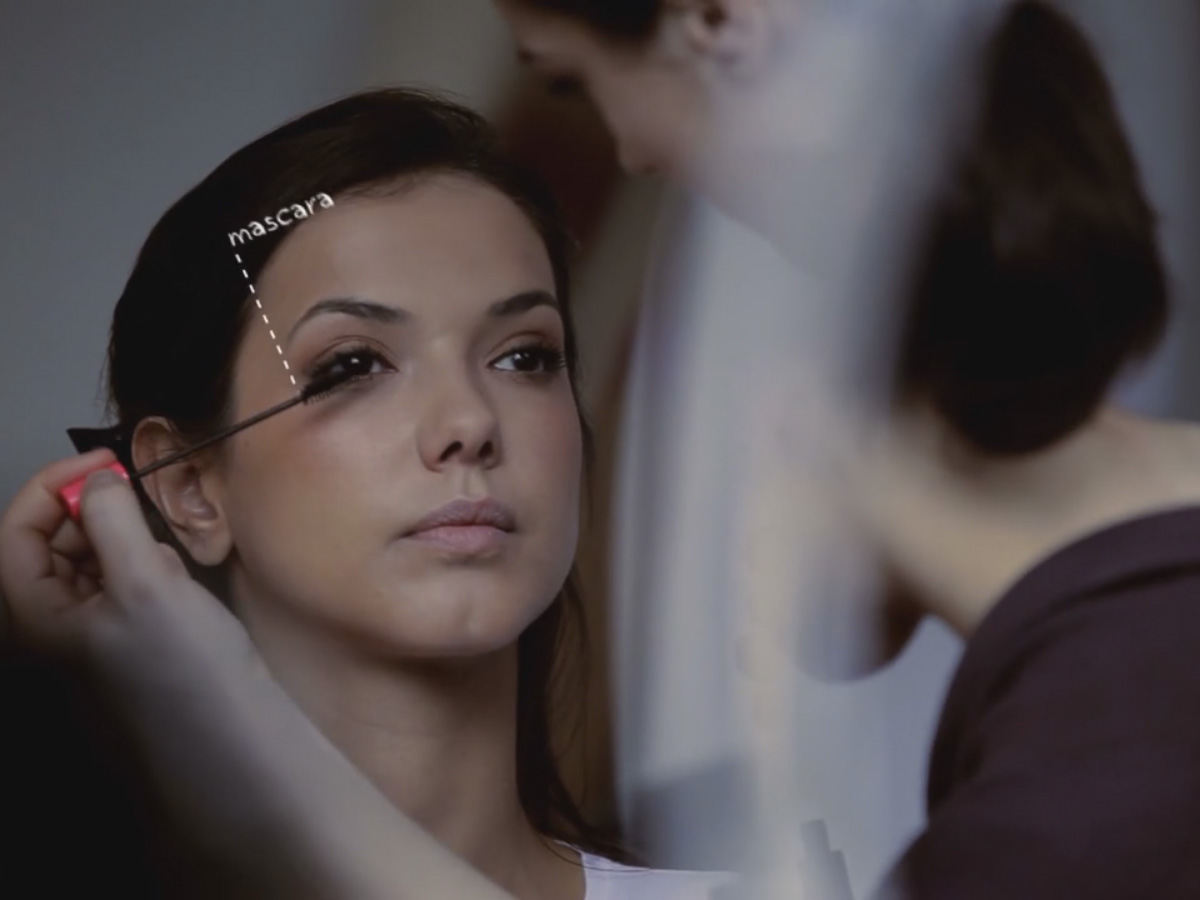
[497,0,1200,897]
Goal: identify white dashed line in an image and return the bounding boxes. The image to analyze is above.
[233,251,296,387]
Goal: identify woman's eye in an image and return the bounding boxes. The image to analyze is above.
[308,346,392,384]
[493,344,567,375]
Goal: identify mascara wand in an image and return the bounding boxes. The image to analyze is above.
[59,369,354,521]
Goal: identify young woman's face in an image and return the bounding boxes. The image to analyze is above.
[496,0,707,177]
[213,175,583,659]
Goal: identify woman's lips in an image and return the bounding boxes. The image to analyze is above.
[407,524,510,555]
[402,498,516,557]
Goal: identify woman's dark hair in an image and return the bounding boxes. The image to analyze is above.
[103,87,624,861]
[517,0,662,41]
[894,0,1169,454]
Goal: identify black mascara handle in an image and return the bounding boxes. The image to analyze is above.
[59,371,343,521]
[67,426,129,456]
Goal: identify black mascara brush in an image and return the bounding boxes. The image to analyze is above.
[59,367,362,521]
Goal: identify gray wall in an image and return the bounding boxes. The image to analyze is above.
[1,1,373,497]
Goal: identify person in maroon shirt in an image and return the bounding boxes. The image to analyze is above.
[497,0,1200,896]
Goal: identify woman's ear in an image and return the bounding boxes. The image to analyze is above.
[664,0,775,77]
[131,417,233,567]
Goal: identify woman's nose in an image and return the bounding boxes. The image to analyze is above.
[417,370,501,470]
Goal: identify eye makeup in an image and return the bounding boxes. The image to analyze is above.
[490,340,567,376]
[298,334,567,388]
[302,341,397,389]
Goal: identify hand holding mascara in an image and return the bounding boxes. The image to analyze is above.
[57,367,364,521]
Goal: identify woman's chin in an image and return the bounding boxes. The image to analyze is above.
[240,570,559,663]
[346,589,552,660]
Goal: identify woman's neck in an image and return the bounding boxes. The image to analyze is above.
[230,611,583,899]
[863,405,1200,636]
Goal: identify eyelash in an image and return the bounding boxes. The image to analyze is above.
[304,343,394,393]
[492,341,568,377]
[302,340,568,392]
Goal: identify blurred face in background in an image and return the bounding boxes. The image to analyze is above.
[497,0,708,176]
[497,0,811,228]
[498,0,989,258]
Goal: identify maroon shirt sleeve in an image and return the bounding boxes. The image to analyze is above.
[879,508,1200,900]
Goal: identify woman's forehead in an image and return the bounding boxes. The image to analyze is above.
[254,179,557,317]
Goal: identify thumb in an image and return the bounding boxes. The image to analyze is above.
[77,469,172,596]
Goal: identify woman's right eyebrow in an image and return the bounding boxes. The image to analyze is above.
[287,297,408,346]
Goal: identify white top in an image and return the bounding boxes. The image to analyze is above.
[579,850,736,900]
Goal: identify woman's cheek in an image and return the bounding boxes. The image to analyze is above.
[530,386,583,458]
[229,433,371,556]
[537,405,585,523]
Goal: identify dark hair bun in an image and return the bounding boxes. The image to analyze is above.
[894,0,1168,454]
